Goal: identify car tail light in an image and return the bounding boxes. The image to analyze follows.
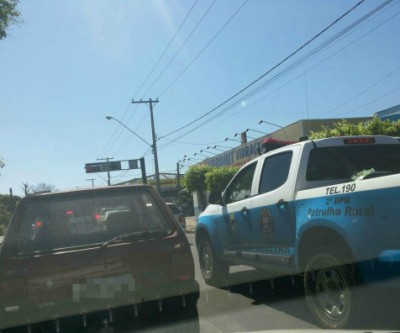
[178,274,190,282]
[34,220,43,228]
[344,137,375,145]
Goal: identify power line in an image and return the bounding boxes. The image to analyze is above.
[101,1,199,156]
[317,64,400,118]
[161,0,395,146]
[335,85,400,117]
[230,0,394,106]
[140,0,217,98]
[230,7,400,120]
[157,0,249,98]
[158,0,369,141]
[134,0,200,98]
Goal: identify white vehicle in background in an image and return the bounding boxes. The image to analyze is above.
[166,202,186,231]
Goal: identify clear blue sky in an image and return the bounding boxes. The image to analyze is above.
[1,0,399,196]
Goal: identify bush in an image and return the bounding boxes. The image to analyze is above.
[183,165,214,193]
[310,117,400,139]
[205,166,239,193]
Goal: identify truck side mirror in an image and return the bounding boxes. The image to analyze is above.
[208,191,223,205]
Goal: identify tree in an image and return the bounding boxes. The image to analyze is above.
[0,194,21,235]
[0,0,20,40]
[21,182,56,196]
[183,165,214,193]
[0,156,4,175]
[309,117,400,139]
[205,166,239,193]
[184,165,214,213]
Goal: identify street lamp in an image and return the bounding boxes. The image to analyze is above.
[258,120,284,129]
[258,120,288,139]
[187,158,202,163]
[207,145,233,152]
[106,115,161,192]
[234,132,255,140]
[200,149,217,156]
[225,137,241,143]
[246,128,267,135]
[194,152,208,158]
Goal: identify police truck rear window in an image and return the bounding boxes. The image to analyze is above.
[306,144,400,181]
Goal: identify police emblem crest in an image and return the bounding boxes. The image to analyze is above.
[259,208,274,236]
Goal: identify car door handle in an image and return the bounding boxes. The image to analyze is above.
[241,207,249,217]
[276,199,288,210]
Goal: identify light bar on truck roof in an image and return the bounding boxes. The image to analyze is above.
[343,137,376,145]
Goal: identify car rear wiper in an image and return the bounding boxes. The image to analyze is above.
[100,230,171,249]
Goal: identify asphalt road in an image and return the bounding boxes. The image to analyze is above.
[5,226,400,332]
[186,232,318,333]
[102,230,400,332]
[185,231,400,333]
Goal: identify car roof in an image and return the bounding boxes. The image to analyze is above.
[22,184,154,202]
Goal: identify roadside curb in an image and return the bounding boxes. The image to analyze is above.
[185,216,197,234]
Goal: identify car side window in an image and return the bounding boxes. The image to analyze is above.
[259,151,292,194]
[224,163,256,204]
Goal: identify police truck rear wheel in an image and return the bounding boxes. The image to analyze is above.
[304,250,357,329]
[198,238,228,287]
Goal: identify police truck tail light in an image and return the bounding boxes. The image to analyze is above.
[344,137,376,145]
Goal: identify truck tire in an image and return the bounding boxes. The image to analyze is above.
[303,249,357,329]
[198,237,229,287]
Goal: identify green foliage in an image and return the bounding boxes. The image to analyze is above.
[0,156,4,176]
[310,117,400,139]
[205,166,239,193]
[147,177,182,187]
[0,194,21,235]
[183,165,214,193]
[0,0,20,40]
[184,165,239,193]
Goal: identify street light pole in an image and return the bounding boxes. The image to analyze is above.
[105,116,151,146]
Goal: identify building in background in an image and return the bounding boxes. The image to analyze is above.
[374,104,400,122]
[201,117,371,168]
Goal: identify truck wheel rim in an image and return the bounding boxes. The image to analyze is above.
[201,243,213,277]
[314,267,348,320]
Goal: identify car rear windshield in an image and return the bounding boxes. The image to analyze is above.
[13,190,173,253]
[306,144,400,181]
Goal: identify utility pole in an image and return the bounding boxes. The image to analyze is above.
[86,178,95,188]
[97,157,113,186]
[176,162,181,188]
[132,98,161,193]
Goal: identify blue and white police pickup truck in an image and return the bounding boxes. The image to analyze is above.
[195,135,400,328]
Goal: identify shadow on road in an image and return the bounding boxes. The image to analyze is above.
[212,269,400,330]
[6,304,200,333]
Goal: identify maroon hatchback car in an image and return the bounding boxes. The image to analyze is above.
[0,185,199,330]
